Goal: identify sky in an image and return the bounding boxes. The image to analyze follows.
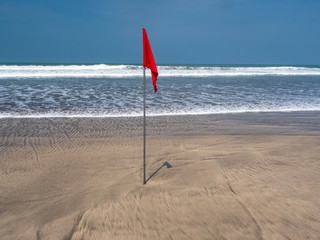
[0,0,319,65]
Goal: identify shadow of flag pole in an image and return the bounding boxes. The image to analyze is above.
[142,28,158,184]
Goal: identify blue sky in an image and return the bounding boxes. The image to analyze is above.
[0,0,319,64]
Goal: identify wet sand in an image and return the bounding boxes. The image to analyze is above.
[0,112,319,239]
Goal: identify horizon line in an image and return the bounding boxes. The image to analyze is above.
[1,62,320,67]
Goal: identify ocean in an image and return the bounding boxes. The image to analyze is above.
[0,64,319,118]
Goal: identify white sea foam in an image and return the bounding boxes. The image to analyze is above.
[1,64,319,118]
[1,64,320,79]
[0,106,319,119]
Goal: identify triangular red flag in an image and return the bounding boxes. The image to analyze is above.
[143,28,158,93]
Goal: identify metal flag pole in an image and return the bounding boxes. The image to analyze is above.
[143,67,146,184]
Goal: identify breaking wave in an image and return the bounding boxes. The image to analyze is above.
[1,64,320,79]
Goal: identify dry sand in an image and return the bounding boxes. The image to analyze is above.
[0,112,319,240]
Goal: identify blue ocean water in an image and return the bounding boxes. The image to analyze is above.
[0,64,319,118]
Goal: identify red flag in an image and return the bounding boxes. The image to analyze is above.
[143,28,158,93]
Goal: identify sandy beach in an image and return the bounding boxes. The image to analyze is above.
[0,111,319,240]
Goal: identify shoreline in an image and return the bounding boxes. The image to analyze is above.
[0,110,319,120]
[1,109,320,119]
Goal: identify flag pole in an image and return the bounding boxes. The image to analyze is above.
[143,67,146,184]
[142,27,158,185]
